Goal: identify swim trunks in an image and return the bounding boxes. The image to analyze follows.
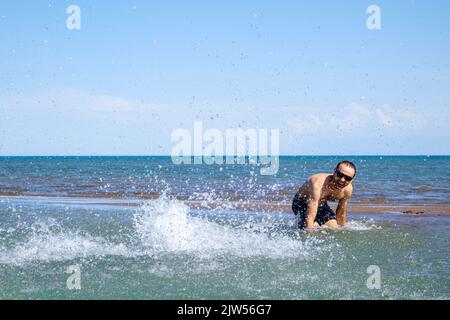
[291,193,336,229]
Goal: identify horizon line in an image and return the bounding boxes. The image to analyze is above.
[0,154,448,157]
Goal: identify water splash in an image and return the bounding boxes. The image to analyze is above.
[0,222,130,266]
[342,220,382,231]
[133,196,337,259]
[0,196,352,265]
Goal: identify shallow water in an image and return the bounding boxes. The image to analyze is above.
[0,196,448,299]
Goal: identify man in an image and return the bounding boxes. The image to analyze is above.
[292,161,356,230]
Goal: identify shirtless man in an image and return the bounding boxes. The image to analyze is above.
[292,161,356,230]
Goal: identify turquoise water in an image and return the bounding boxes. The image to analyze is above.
[0,156,449,299]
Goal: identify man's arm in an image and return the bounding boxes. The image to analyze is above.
[336,188,352,226]
[306,199,319,230]
[335,198,348,226]
[305,183,321,230]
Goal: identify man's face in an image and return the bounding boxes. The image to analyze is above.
[333,164,356,189]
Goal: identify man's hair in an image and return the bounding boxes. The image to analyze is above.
[335,160,357,176]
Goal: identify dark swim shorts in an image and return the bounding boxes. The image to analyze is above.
[291,194,336,229]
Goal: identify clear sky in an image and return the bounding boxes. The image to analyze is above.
[1,0,449,155]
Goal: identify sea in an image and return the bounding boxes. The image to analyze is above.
[0,156,448,299]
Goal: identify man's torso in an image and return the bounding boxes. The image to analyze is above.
[296,173,351,205]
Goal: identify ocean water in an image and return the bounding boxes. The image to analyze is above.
[0,156,449,204]
[0,156,449,299]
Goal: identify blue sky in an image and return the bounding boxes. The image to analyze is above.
[0,0,449,155]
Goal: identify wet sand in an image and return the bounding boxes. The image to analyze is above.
[187,201,450,215]
[1,193,449,216]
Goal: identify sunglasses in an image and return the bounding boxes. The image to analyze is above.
[335,169,354,182]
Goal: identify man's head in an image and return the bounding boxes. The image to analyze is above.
[333,161,356,189]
